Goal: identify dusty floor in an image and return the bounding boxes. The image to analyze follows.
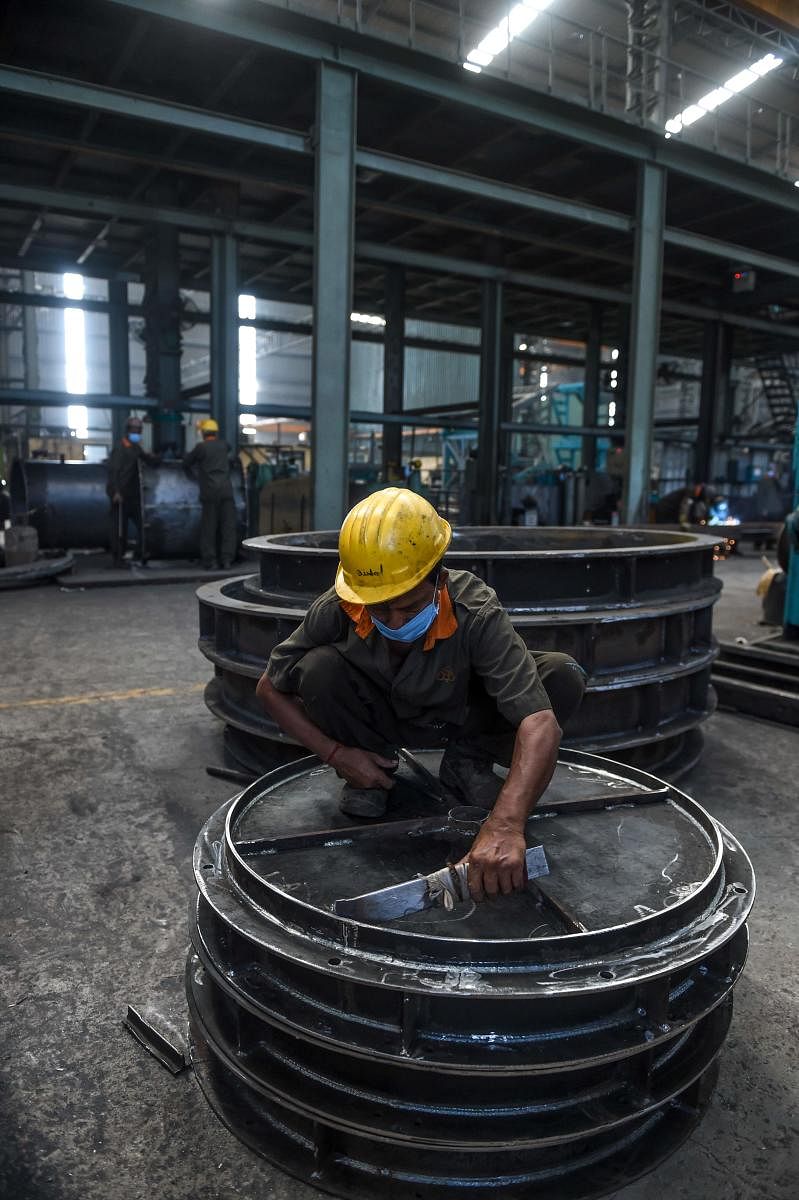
[1,551,797,1200]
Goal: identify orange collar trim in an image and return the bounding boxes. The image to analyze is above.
[340,584,458,651]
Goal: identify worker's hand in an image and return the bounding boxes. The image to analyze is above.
[461,814,528,902]
[330,747,397,791]
[113,491,122,504]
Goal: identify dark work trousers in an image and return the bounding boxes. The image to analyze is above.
[292,645,586,764]
[200,492,237,567]
[109,493,143,565]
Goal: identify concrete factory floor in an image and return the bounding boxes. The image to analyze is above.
[1,552,797,1200]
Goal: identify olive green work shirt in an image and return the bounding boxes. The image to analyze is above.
[265,569,551,729]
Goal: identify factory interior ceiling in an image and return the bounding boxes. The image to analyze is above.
[2,0,799,358]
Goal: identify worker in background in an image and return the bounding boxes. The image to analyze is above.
[183,419,238,569]
[256,488,586,902]
[654,483,711,528]
[106,415,158,566]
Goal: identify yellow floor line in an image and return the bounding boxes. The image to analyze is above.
[0,682,206,711]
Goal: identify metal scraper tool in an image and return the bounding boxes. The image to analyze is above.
[333,843,549,922]
[395,747,445,801]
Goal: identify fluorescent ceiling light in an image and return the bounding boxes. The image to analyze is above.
[664,52,783,136]
[463,0,554,75]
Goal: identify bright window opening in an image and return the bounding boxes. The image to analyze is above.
[63,274,87,424]
[238,293,257,406]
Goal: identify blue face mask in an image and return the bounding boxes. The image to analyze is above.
[371,576,440,644]
[128,432,142,443]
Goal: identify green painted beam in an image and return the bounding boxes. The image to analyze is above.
[0,65,308,156]
[311,62,356,527]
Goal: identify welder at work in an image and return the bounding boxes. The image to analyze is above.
[256,488,586,901]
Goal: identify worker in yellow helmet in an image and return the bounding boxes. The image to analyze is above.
[256,488,585,902]
[183,418,238,569]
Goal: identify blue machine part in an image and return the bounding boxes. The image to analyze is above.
[784,423,799,631]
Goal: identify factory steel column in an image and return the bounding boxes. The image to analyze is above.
[476,279,504,525]
[312,62,356,528]
[210,233,239,450]
[582,303,602,470]
[382,266,405,483]
[108,280,130,445]
[21,270,39,453]
[624,162,666,524]
[696,321,730,484]
[143,225,182,453]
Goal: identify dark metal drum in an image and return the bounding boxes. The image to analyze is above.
[10,458,247,557]
[10,459,109,549]
[196,527,723,774]
[139,461,247,559]
[187,749,754,1200]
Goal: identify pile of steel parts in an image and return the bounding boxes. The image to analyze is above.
[10,458,247,558]
[186,749,754,1200]
[197,527,722,780]
[712,633,799,727]
[0,549,75,589]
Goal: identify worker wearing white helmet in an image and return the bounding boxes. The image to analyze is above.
[257,488,585,902]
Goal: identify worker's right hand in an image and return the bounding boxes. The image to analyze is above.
[113,492,122,503]
[330,747,397,790]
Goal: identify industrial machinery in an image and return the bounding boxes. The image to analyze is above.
[711,423,799,725]
[197,526,723,779]
[187,749,754,1200]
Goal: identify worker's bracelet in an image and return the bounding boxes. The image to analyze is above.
[325,742,343,766]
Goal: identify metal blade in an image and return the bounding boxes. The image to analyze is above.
[524,843,549,880]
[395,747,445,801]
[333,844,549,923]
[333,874,431,921]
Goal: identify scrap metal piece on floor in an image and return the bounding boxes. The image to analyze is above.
[0,552,75,590]
[56,557,247,589]
[123,1004,188,1075]
[186,748,754,1200]
[205,764,258,786]
[712,633,799,727]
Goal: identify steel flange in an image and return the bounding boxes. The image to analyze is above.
[186,749,753,1200]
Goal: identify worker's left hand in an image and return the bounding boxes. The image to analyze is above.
[460,815,528,902]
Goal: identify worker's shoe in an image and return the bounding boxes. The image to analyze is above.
[339,784,388,819]
[438,745,503,810]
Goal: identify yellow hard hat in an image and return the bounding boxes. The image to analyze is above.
[198,418,219,433]
[335,487,452,605]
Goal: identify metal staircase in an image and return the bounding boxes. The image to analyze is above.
[754,354,798,434]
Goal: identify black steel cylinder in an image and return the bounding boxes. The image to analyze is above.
[187,749,754,1200]
[10,458,247,557]
[197,527,722,769]
[139,461,247,559]
[10,459,109,549]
